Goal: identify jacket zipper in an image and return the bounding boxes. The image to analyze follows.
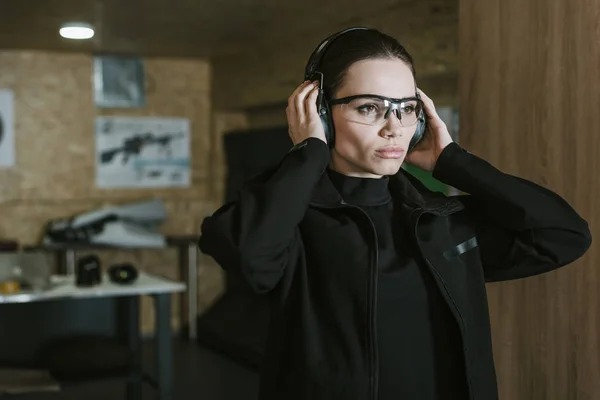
[338,200,379,400]
[411,208,475,400]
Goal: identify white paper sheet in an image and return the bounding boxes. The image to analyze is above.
[95,116,191,188]
[0,90,15,168]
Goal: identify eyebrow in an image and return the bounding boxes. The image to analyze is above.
[329,94,419,105]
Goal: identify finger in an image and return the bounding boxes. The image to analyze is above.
[287,83,313,143]
[416,87,430,100]
[288,80,311,115]
[417,88,440,119]
[418,88,437,111]
[417,88,433,106]
[293,80,311,97]
[286,104,297,135]
[305,85,320,121]
[296,81,318,111]
[286,106,299,142]
[295,81,318,122]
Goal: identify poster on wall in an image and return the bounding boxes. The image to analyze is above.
[95,116,191,189]
[0,89,15,168]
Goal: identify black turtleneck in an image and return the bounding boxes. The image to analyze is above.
[326,168,468,400]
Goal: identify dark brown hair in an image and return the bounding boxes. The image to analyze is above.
[318,29,416,99]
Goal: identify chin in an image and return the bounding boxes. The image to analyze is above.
[367,159,404,177]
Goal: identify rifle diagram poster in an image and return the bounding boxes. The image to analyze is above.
[95,116,191,188]
[0,90,15,168]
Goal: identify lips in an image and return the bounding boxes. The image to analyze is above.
[375,146,405,159]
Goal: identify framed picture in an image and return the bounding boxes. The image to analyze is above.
[93,55,146,108]
[0,89,15,167]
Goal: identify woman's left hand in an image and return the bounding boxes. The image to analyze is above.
[404,89,454,172]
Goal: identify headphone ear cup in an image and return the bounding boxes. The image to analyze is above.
[316,90,335,148]
[409,112,427,151]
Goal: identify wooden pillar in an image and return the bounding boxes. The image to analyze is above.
[459,0,600,398]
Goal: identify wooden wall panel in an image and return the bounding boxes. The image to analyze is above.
[460,0,600,398]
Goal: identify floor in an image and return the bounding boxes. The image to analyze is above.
[5,339,261,400]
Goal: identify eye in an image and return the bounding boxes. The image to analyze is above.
[400,105,416,114]
[356,104,378,114]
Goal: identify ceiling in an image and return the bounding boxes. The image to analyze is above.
[0,0,456,59]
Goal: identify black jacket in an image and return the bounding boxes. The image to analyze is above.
[198,138,592,400]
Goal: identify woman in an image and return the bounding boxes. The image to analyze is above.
[198,28,591,400]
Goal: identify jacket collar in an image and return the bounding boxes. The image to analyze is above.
[309,168,464,216]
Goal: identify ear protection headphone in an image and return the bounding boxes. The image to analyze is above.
[304,27,427,151]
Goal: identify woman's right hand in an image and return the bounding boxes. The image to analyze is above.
[286,80,327,145]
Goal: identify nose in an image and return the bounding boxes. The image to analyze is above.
[379,111,404,139]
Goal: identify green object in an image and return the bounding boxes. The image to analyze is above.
[402,164,448,194]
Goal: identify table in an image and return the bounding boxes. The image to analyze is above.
[25,235,199,340]
[0,272,185,400]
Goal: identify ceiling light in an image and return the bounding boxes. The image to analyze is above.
[60,23,95,40]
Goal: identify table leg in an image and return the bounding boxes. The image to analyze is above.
[187,244,198,340]
[56,249,77,276]
[65,249,77,276]
[154,293,173,400]
[121,296,142,400]
[177,243,198,341]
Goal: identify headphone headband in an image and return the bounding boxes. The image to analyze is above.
[304,27,374,81]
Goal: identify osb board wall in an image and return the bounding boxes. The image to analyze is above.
[0,50,230,333]
[211,1,458,110]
